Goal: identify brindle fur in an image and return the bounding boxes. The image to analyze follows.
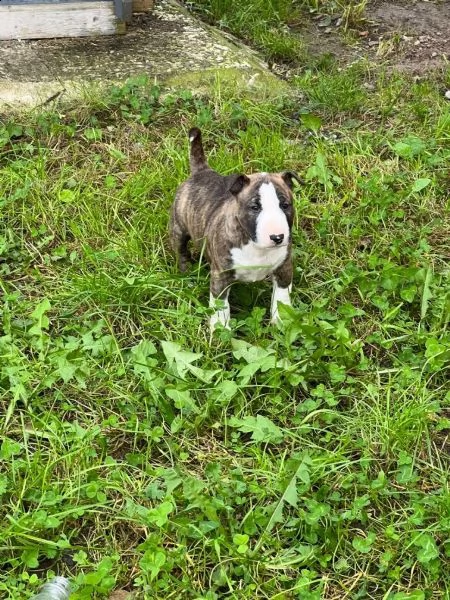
[169,128,299,317]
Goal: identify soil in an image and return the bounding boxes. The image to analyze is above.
[295,0,449,75]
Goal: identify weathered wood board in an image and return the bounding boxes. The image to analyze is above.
[0,2,125,40]
[132,0,153,12]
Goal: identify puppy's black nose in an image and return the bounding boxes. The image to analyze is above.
[270,234,284,245]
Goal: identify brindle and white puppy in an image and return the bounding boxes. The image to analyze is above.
[169,127,300,330]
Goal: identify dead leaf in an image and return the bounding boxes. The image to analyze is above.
[109,591,133,600]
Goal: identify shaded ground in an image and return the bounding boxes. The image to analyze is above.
[296,0,449,75]
[0,3,265,83]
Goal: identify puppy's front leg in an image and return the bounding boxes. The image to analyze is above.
[271,258,293,324]
[209,270,233,331]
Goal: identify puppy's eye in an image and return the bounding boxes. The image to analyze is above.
[281,202,290,210]
[250,204,260,212]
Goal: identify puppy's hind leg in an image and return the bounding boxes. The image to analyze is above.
[169,217,192,273]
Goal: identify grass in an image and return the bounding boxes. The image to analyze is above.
[185,0,305,62]
[185,0,369,62]
[1,19,450,600]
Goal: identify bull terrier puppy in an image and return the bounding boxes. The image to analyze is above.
[169,127,300,330]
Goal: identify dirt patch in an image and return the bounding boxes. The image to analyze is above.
[294,0,449,75]
[368,0,449,73]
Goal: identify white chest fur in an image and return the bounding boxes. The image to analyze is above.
[230,241,288,282]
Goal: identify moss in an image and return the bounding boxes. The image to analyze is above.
[165,67,291,99]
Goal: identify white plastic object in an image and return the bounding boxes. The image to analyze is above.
[30,577,71,600]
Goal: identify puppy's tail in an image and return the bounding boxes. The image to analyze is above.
[188,127,208,175]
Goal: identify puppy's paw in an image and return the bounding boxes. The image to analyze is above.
[270,302,291,326]
[270,314,281,326]
[210,311,231,332]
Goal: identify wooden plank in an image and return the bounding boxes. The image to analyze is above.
[1,0,99,4]
[132,0,153,12]
[0,2,125,40]
[114,0,132,22]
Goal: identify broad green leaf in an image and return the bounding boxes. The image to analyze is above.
[84,557,115,586]
[140,550,166,581]
[254,455,312,548]
[21,548,39,568]
[182,476,206,500]
[297,459,311,486]
[161,341,218,382]
[268,500,284,529]
[165,388,198,413]
[145,482,164,501]
[229,415,283,444]
[130,340,158,376]
[29,298,51,336]
[283,476,298,508]
[170,415,183,434]
[233,534,249,546]
[84,127,103,141]
[163,469,183,495]
[334,321,350,342]
[215,379,239,400]
[328,363,346,382]
[414,533,439,564]
[425,337,446,365]
[237,359,276,383]
[393,137,426,159]
[411,178,431,193]
[352,532,376,553]
[231,339,275,363]
[400,286,416,303]
[0,438,22,459]
[305,151,334,193]
[147,501,173,527]
[300,112,322,133]
[130,340,158,358]
[86,482,100,499]
[31,297,51,320]
[45,515,62,529]
[304,500,330,525]
[393,142,412,157]
[8,124,23,138]
[162,340,202,379]
[57,356,78,383]
[231,340,277,383]
[59,189,76,203]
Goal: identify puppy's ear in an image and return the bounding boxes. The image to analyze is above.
[229,174,250,196]
[281,171,303,189]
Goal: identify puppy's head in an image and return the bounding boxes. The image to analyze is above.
[230,171,300,249]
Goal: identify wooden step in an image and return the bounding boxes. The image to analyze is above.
[0,1,125,40]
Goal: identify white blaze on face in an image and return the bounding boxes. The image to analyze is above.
[256,182,290,248]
